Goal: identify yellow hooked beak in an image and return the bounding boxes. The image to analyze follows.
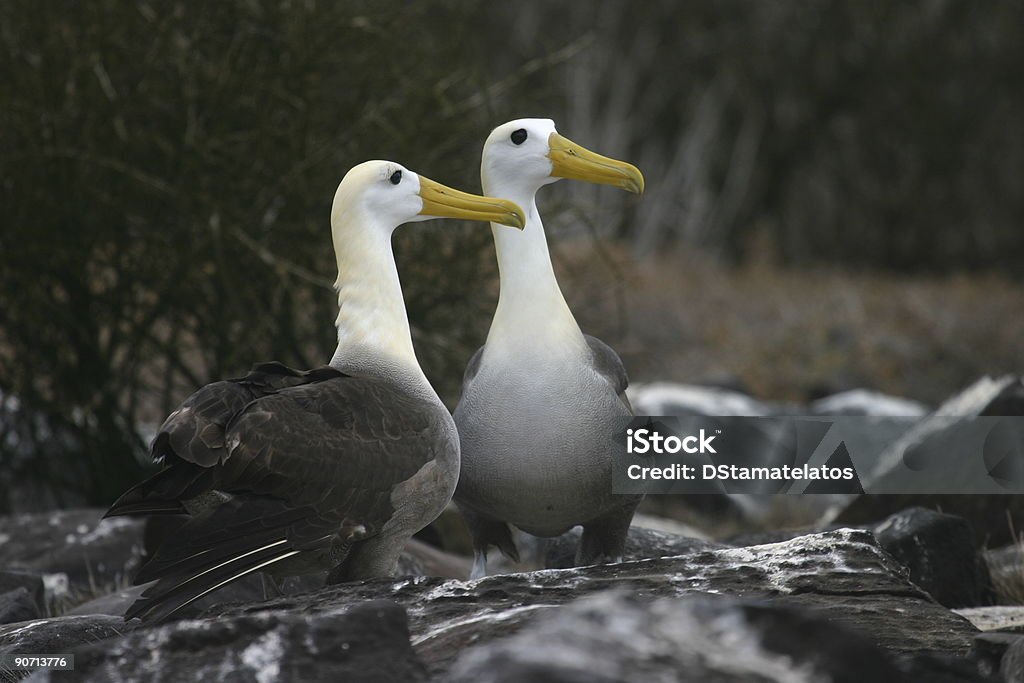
[547,132,645,194]
[417,177,526,229]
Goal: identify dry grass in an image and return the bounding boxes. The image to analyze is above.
[988,553,1024,605]
[553,240,1024,405]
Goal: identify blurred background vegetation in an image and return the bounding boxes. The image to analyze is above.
[1,0,1021,511]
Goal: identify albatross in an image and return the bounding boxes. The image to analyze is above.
[454,119,644,577]
[105,160,525,622]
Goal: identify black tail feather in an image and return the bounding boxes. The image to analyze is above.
[126,541,299,623]
[125,496,329,623]
[134,523,285,584]
[104,499,187,518]
[105,464,212,518]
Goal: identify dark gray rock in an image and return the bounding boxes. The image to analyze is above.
[836,376,1024,495]
[0,508,145,607]
[730,509,994,608]
[203,529,978,676]
[0,587,40,625]
[443,589,998,683]
[837,495,1024,549]
[830,377,1024,546]
[0,614,129,656]
[1004,636,1024,683]
[445,591,906,683]
[0,571,45,613]
[545,525,723,569]
[975,633,1024,679]
[0,523,987,679]
[27,600,427,683]
[872,507,993,608]
[894,652,997,682]
[725,528,815,547]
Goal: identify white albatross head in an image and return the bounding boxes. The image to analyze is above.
[481,118,645,198]
[326,161,524,376]
[330,160,525,238]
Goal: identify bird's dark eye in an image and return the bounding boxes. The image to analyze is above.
[389,170,402,185]
[510,129,528,145]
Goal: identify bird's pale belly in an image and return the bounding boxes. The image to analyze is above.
[455,368,628,536]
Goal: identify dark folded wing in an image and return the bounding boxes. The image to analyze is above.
[106,363,343,517]
[155,361,337,468]
[585,334,632,413]
[126,372,450,622]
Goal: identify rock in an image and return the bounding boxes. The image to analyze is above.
[725,528,823,547]
[810,389,929,417]
[203,529,978,676]
[836,495,1024,549]
[956,607,1024,634]
[836,375,1024,495]
[830,376,1024,545]
[728,507,994,609]
[545,525,722,569]
[444,591,906,683]
[0,508,145,607]
[806,390,927,492]
[895,652,998,682]
[627,384,934,529]
[975,633,1024,679]
[872,507,992,608]
[0,614,130,656]
[28,600,428,683]
[987,379,1024,416]
[0,588,40,625]
[626,382,780,416]
[1004,636,1024,683]
[0,528,986,679]
[0,500,993,678]
[1003,638,1024,679]
[0,570,45,613]
[629,513,712,539]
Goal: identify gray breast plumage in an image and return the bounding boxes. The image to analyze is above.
[454,335,632,537]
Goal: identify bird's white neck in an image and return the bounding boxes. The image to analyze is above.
[485,184,585,355]
[329,212,428,387]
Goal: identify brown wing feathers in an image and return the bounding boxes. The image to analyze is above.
[126,497,333,622]
[107,362,440,623]
[106,363,346,518]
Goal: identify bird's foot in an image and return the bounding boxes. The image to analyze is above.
[470,550,488,580]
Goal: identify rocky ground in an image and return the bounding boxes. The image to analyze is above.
[0,376,1022,682]
[0,507,1017,682]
